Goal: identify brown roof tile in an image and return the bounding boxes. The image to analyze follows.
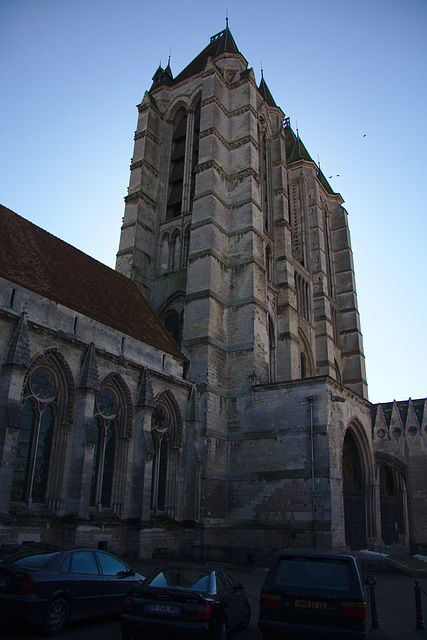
[0,204,186,361]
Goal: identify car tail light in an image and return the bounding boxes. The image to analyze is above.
[122,595,133,613]
[260,593,281,610]
[19,575,33,595]
[342,601,366,620]
[195,603,213,620]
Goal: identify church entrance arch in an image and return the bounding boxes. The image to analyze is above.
[342,428,367,549]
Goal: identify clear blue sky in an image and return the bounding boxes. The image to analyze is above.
[1,0,426,404]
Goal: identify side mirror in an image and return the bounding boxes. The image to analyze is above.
[365,576,377,586]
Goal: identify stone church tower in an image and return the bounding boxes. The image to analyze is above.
[116,25,377,550]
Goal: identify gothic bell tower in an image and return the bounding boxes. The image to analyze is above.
[116,25,368,534]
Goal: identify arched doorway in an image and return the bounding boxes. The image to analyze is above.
[342,430,366,549]
[377,458,407,546]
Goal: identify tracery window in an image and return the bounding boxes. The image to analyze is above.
[150,391,182,516]
[11,367,56,504]
[90,381,124,511]
[11,354,73,507]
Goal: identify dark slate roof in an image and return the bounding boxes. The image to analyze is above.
[258,74,277,107]
[157,27,242,88]
[0,204,186,361]
[284,123,313,164]
[316,168,334,195]
[412,399,426,425]
[284,122,335,194]
[372,398,427,429]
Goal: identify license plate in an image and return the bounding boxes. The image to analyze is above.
[146,603,180,615]
[295,599,327,609]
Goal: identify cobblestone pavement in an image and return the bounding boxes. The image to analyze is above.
[1,563,427,639]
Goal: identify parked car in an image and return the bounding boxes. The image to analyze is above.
[120,563,251,639]
[258,550,369,640]
[0,543,145,635]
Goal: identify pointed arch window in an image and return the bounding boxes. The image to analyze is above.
[167,110,187,220]
[266,245,273,281]
[159,232,170,274]
[183,225,191,267]
[171,231,181,271]
[12,367,57,504]
[151,392,182,517]
[268,318,276,382]
[90,384,120,510]
[189,100,201,210]
[164,310,183,347]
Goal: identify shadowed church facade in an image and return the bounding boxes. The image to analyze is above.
[1,26,426,557]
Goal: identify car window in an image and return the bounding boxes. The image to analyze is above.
[272,557,352,592]
[147,568,211,592]
[96,551,127,576]
[70,551,99,575]
[216,572,230,594]
[0,547,60,569]
[60,554,71,573]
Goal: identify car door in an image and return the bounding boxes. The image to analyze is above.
[95,550,135,612]
[67,550,104,617]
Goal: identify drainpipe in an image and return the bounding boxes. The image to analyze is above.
[307,396,315,548]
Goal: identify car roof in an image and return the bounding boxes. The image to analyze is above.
[275,549,356,561]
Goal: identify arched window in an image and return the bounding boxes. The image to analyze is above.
[90,377,129,512]
[171,231,181,271]
[159,232,170,274]
[11,354,73,507]
[301,352,307,379]
[11,368,56,504]
[266,245,273,281]
[189,100,201,210]
[259,123,272,234]
[268,318,276,382]
[183,225,191,267]
[151,391,182,516]
[167,110,187,220]
[164,310,182,347]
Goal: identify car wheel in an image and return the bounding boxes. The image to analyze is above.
[217,619,227,640]
[42,597,70,636]
[238,601,251,630]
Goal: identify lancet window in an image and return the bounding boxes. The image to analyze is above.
[167,110,187,220]
[90,376,129,513]
[11,352,73,507]
[151,391,182,517]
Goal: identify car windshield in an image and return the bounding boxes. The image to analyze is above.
[0,547,61,569]
[272,557,353,592]
[146,567,212,592]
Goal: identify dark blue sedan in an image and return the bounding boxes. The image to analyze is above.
[120,564,250,640]
[0,543,144,635]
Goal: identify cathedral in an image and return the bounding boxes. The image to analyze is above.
[0,25,426,559]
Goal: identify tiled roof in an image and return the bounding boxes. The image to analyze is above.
[0,204,186,361]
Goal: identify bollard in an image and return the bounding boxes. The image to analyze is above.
[415,580,425,631]
[365,576,379,629]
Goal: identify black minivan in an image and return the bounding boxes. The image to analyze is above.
[258,550,368,640]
